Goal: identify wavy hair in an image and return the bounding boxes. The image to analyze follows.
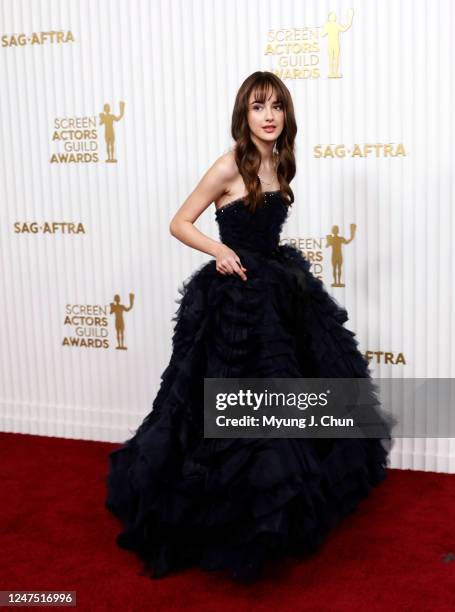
[231,71,297,213]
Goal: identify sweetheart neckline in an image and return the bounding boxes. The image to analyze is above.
[214,190,281,214]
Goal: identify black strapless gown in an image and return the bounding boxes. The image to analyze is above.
[105,190,393,583]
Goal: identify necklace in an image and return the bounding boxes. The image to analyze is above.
[257,152,279,186]
[257,173,276,186]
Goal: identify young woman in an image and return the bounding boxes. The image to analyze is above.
[105,71,393,584]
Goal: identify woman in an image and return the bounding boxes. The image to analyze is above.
[105,71,393,584]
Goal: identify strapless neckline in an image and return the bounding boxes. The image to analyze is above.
[214,190,282,215]
[214,190,289,254]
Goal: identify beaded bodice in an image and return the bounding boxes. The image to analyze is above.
[215,190,289,254]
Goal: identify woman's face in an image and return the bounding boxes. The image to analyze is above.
[247,87,284,144]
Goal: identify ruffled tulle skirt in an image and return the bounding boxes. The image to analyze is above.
[105,244,393,583]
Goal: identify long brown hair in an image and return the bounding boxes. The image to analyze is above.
[231,71,297,213]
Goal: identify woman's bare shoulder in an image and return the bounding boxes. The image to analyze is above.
[211,149,237,178]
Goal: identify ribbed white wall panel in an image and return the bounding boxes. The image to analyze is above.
[0,0,453,472]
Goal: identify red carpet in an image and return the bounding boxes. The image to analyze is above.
[1,431,455,611]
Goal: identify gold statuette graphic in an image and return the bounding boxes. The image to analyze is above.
[99,101,125,163]
[320,8,354,78]
[325,224,356,287]
[110,292,134,350]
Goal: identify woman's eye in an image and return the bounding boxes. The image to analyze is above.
[253,105,282,110]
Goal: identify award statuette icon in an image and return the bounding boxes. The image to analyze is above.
[110,292,135,350]
[326,223,356,287]
[99,101,125,163]
[320,8,354,78]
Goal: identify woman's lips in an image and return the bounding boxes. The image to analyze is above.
[263,126,276,132]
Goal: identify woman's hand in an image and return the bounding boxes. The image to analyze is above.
[215,245,248,281]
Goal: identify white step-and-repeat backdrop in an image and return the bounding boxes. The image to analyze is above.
[1,0,453,471]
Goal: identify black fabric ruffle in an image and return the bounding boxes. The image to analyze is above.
[105,238,393,583]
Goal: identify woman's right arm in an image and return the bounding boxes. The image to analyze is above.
[169,156,248,281]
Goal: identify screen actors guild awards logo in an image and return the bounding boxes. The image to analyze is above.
[264,7,355,79]
[110,292,135,350]
[50,99,125,164]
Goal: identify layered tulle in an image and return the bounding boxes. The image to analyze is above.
[105,233,393,582]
